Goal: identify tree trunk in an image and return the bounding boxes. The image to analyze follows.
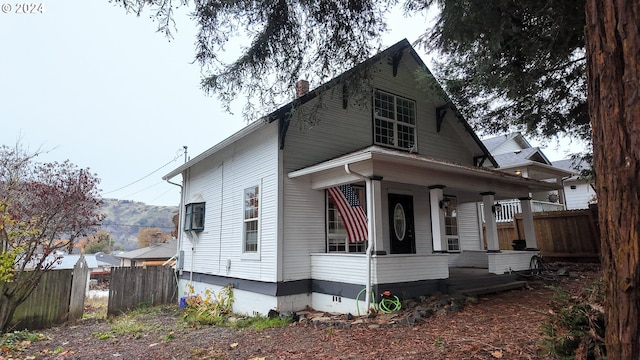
[0,295,19,333]
[585,1,640,358]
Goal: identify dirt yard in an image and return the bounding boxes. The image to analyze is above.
[4,263,600,360]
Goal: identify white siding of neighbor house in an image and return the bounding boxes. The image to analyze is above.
[564,181,596,210]
[282,56,482,281]
[180,123,279,283]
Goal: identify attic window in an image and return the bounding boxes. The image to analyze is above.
[184,202,205,232]
[373,89,416,151]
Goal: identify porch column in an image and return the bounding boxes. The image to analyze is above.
[555,176,566,207]
[481,192,500,252]
[519,197,538,250]
[429,185,447,252]
[367,176,385,254]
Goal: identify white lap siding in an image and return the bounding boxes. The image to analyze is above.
[182,123,279,282]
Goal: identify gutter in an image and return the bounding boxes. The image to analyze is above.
[344,164,374,314]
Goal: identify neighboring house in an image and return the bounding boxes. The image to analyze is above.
[481,133,573,221]
[48,253,119,294]
[553,158,597,210]
[163,39,562,315]
[89,252,120,283]
[115,238,177,267]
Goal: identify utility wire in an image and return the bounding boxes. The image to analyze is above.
[103,151,182,195]
[122,181,165,198]
[147,186,179,204]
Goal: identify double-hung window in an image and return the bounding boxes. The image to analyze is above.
[374,90,417,150]
[184,202,205,232]
[326,186,366,253]
[444,196,460,252]
[243,185,259,253]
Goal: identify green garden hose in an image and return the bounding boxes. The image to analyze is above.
[355,288,402,315]
[378,294,402,313]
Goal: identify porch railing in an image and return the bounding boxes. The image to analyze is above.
[483,200,565,223]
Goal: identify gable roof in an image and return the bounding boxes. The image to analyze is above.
[116,238,177,260]
[482,132,533,155]
[163,39,498,180]
[491,147,552,167]
[553,158,591,181]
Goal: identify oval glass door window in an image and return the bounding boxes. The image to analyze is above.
[393,203,406,241]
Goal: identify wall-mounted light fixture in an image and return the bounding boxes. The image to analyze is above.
[514,170,522,176]
[439,197,451,210]
[491,203,502,214]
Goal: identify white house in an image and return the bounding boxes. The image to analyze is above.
[553,158,597,209]
[481,133,573,221]
[163,40,561,316]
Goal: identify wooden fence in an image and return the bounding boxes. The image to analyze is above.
[107,266,177,317]
[10,257,88,330]
[487,208,600,259]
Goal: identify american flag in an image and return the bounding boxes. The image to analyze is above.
[327,185,368,243]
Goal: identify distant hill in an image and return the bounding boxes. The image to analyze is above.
[100,198,178,251]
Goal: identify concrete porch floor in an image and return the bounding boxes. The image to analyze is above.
[443,267,527,296]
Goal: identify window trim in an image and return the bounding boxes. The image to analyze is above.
[242,184,261,259]
[184,202,205,232]
[373,89,417,151]
[444,195,460,252]
[325,185,367,253]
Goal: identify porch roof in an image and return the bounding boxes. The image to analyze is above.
[495,161,573,181]
[288,146,561,199]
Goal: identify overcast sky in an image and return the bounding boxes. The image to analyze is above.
[0,2,583,206]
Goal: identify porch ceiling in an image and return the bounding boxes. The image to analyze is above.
[288,146,561,198]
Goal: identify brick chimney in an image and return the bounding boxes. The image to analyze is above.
[296,80,310,98]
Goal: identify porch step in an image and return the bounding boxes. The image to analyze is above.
[453,281,527,297]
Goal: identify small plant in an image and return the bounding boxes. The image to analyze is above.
[182,285,234,326]
[110,315,147,336]
[541,279,605,359]
[235,315,293,331]
[0,330,47,353]
[92,331,113,340]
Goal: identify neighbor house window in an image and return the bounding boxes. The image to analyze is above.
[374,89,416,150]
[444,196,460,252]
[326,186,366,253]
[184,202,205,232]
[243,185,260,253]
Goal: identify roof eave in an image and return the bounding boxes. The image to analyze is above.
[162,119,268,180]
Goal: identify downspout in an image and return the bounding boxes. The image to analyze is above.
[165,176,184,294]
[344,164,374,313]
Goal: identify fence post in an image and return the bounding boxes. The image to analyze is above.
[68,256,89,320]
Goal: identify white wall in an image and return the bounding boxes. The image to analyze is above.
[281,56,482,281]
[457,202,483,251]
[180,123,280,283]
[564,181,596,210]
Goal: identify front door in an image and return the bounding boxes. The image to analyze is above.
[389,194,415,254]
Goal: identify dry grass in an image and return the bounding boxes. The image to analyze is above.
[83,295,108,319]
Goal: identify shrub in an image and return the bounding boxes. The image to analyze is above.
[541,279,605,359]
[182,285,234,326]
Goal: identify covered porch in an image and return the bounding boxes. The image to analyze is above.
[289,146,560,310]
